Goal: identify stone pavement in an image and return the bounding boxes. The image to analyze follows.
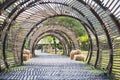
[0,50,111,80]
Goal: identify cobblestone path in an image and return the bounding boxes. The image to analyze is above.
[0,50,110,80]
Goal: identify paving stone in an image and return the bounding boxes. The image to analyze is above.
[0,51,111,80]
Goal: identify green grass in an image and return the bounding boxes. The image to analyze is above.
[0,51,14,58]
[85,64,106,74]
[3,65,26,73]
[78,61,105,74]
[0,52,1,58]
[81,50,88,58]
[49,50,63,55]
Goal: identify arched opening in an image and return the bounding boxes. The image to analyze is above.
[35,36,65,55]
[22,16,89,61]
[0,0,119,79]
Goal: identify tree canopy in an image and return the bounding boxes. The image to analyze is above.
[43,16,87,37]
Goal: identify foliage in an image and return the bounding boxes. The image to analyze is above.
[78,34,88,42]
[39,36,59,44]
[43,16,89,50]
[38,36,63,50]
[44,16,87,36]
[80,42,89,50]
[24,38,29,49]
[0,0,4,3]
[51,43,63,49]
[57,43,63,49]
[78,34,89,50]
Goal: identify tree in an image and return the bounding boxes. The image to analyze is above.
[43,16,89,50]
[43,16,87,36]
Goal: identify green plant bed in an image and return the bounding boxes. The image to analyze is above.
[49,51,63,55]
